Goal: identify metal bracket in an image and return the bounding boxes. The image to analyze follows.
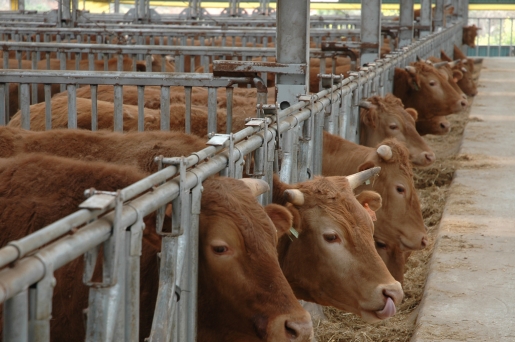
[83,190,124,287]
[207,133,236,178]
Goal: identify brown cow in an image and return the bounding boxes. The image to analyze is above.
[373,233,411,284]
[359,94,435,166]
[463,25,481,48]
[0,154,313,341]
[454,44,477,74]
[0,127,208,174]
[434,53,478,97]
[322,132,427,252]
[425,56,468,100]
[273,174,403,322]
[7,96,249,137]
[415,115,452,136]
[393,61,468,122]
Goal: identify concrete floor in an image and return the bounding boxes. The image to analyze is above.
[411,58,515,341]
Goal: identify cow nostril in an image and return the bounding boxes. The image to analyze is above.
[284,318,313,341]
[285,321,298,339]
[440,122,449,130]
[460,100,468,107]
[421,237,428,248]
[425,153,435,162]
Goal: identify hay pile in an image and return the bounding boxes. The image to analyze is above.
[313,63,483,342]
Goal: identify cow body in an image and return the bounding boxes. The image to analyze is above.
[0,154,313,341]
[0,127,207,173]
[359,94,435,166]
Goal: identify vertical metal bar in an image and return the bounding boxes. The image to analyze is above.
[420,0,432,38]
[312,108,324,176]
[91,85,98,131]
[20,83,30,130]
[29,272,55,342]
[0,84,5,126]
[125,220,144,342]
[114,85,123,132]
[31,51,38,104]
[461,0,469,25]
[279,127,293,184]
[207,87,217,134]
[3,289,29,342]
[434,0,444,30]
[399,0,414,48]
[138,86,145,132]
[184,86,192,134]
[45,84,51,130]
[67,84,77,129]
[160,86,170,131]
[226,87,233,134]
[276,0,309,108]
[360,0,381,66]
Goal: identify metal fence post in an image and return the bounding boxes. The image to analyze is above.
[434,0,444,30]
[420,0,432,38]
[276,0,308,107]
[360,0,381,66]
[399,0,414,48]
[3,289,29,342]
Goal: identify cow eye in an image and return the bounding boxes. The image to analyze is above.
[212,246,229,254]
[396,185,405,194]
[429,80,436,86]
[323,234,339,243]
[375,241,387,249]
[389,123,398,130]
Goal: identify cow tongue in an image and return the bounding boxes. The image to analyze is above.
[376,297,396,320]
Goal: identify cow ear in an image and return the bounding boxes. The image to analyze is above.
[405,108,418,121]
[264,204,294,238]
[358,160,377,173]
[360,106,378,128]
[452,69,463,82]
[440,50,452,62]
[136,62,146,72]
[355,190,382,221]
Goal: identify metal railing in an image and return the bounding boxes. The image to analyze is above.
[0,1,465,339]
[467,17,515,57]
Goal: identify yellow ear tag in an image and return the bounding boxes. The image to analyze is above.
[289,227,299,239]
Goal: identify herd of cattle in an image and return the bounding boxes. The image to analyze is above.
[0,24,481,341]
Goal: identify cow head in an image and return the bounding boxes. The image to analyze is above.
[462,25,481,48]
[355,139,428,252]
[415,115,451,135]
[359,94,435,167]
[440,52,478,97]
[393,61,467,120]
[273,174,404,323]
[373,229,411,284]
[453,44,475,73]
[198,178,313,342]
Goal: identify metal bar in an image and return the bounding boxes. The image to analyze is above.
[138,85,145,132]
[91,85,98,131]
[420,0,432,38]
[226,87,233,134]
[399,0,414,48]
[67,84,77,129]
[114,85,123,132]
[275,0,308,108]
[207,87,217,134]
[44,84,51,130]
[185,86,192,134]
[160,86,170,131]
[3,289,29,342]
[20,83,30,130]
[360,0,381,66]
[125,220,144,342]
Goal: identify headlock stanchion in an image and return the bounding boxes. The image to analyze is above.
[0,0,467,340]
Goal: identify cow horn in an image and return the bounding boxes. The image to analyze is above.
[358,100,373,109]
[461,67,468,73]
[462,59,468,63]
[433,61,448,68]
[284,189,304,206]
[376,145,393,161]
[240,178,270,197]
[405,66,417,75]
[346,167,381,189]
[448,59,460,68]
